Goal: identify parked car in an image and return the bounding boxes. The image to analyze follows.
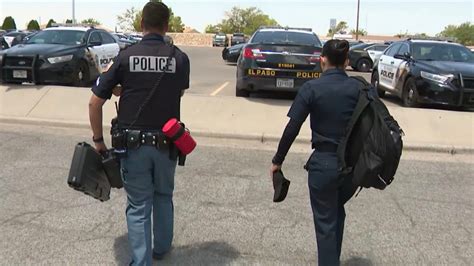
[236,26,323,97]
[213,32,228,47]
[349,43,389,72]
[231,33,246,46]
[112,33,135,50]
[372,39,474,108]
[222,43,245,63]
[0,26,120,86]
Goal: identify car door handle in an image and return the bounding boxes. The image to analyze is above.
[379,59,383,62]
[391,61,395,64]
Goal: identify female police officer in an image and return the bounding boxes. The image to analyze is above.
[270,40,360,266]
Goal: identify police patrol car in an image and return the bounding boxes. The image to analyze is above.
[349,42,389,72]
[236,26,323,97]
[0,26,119,86]
[372,39,474,108]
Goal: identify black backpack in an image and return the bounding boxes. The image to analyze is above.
[337,76,403,191]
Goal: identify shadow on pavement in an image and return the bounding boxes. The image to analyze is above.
[342,256,374,266]
[3,83,47,92]
[113,235,240,266]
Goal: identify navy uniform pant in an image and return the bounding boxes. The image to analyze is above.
[307,151,358,266]
[120,146,177,266]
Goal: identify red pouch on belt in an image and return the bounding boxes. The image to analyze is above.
[162,118,197,155]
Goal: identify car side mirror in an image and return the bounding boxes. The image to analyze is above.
[394,52,411,61]
[89,40,102,47]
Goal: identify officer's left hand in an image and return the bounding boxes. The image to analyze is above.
[270,164,282,178]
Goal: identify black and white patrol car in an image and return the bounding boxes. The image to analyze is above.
[236,26,323,97]
[0,26,120,86]
[349,42,389,72]
[372,39,474,108]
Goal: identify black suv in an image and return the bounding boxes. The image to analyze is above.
[372,39,474,108]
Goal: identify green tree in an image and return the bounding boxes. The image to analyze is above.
[438,22,474,45]
[205,24,221,34]
[27,20,40,31]
[65,19,73,24]
[350,28,367,36]
[328,21,348,36]
[2,16,17,30]
[207,7,278,35]
[117,1,185,32]
[46,19,56,28]
[81,18,101,26]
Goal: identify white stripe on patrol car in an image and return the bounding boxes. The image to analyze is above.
[129,56,176,73]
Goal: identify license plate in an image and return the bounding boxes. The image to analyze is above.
[276,78,294,88]
[13,70,27,79]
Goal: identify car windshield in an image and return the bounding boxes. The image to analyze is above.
[412,43,474,62]
[252,31,322,47]
[26,30,85,45]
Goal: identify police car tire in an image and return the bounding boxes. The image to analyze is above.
[236,88,250,97]
[73,60,90,87]
[402,77,420,108]
[371,71,385,98]
[356,58,372,72]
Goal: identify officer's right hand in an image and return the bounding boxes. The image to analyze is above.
[270,164,282,178]
[94,142,108,154]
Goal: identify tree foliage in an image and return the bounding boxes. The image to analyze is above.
[46,19,56,28]
[206,7,278,35]
[350,28,367,36]
[328,21,348,36]
[65,19,73,24]
[27,20,40,31]
[117,0,185,32]
[81,18,101,26]
[2,16,17,30]
[437,22,474,45]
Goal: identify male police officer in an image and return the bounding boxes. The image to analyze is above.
[270,40,360,266]
[88,2,190,265]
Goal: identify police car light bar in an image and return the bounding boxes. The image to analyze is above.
[51,23,95,28]
[406,36,456,42]
[258,26,313,32]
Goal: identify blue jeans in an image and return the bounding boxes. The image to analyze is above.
[307,152,357,266]
[120,146,177,266]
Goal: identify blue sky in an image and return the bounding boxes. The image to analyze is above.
[1,0,472,36]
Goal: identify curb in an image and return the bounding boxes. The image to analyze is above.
[0,116,472,155]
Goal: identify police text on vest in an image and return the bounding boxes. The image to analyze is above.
[129,56,176,73]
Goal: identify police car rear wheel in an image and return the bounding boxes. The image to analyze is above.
[357,58,372,72]
[73,60,90,87]
[371,71,385,98]
[403,78,419,108]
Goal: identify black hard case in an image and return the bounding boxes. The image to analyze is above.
[67,142,111,201]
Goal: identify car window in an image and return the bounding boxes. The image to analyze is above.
[385,43,402,57]
[251,31,322,46]
[26,30,85,45]
[375,45,388,51]
[100,32,115,44]
[398,44,409,55]
[412,42,474,62]
[89,31,101,44]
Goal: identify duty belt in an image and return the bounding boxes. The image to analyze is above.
[124,130,170,150]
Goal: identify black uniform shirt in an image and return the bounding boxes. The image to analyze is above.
[288,68,360,145]
[92,33,190,130]
[272,68,362,165]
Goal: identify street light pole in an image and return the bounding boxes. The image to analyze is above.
[356,0,360,40]
[72,0,76,24]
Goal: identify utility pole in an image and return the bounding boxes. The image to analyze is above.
[72,0,76,24]
[356,0,360,40]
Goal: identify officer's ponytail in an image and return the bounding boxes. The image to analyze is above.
[321,39,350,68]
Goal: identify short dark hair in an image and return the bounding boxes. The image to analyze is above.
[142,2,170,31]
[321,39,350,67]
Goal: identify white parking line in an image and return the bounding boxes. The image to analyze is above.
[210,82,229,96]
